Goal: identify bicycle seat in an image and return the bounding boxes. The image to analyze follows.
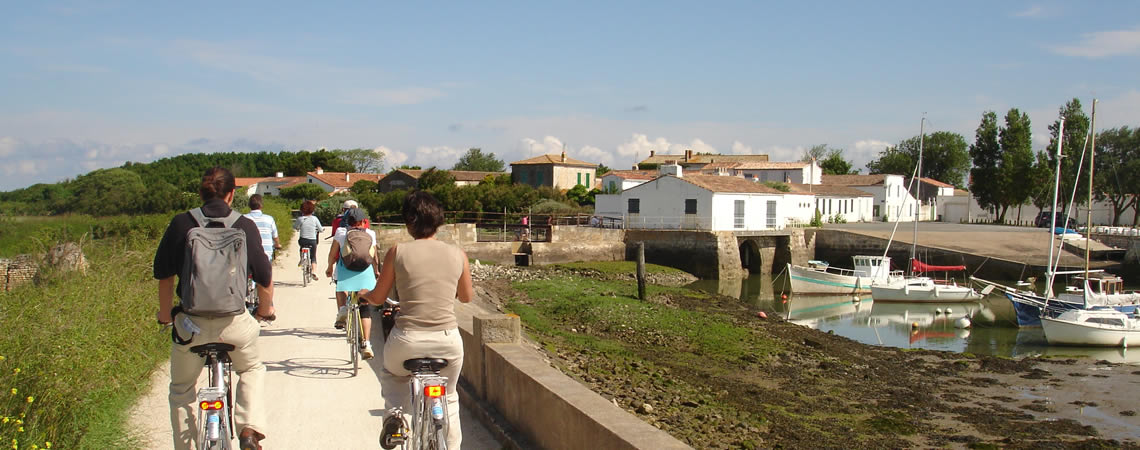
[403,358,448,373]
[190,343,236,356]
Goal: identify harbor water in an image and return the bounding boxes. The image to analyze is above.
[686,274,1140,365]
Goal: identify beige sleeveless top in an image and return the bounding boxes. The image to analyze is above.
[392,239,465,331]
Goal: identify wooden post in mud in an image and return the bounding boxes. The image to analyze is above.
[636,242,646,300]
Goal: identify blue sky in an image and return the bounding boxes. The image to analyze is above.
[2,1,1138,190]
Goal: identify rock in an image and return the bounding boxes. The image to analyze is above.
[755,311,767,319]
[638,403,654,414]
[47,242,88,274]
[682,400,700,408]
[611,398,621,408]
[803,338,823,348]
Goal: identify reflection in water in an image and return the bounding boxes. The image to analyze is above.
[685,274,1139,364]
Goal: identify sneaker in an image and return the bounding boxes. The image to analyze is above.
[311,273,319,281]
[361,341,374,360]
[379,411,405,449]
[334,306,347,329]
[239,428,265,450]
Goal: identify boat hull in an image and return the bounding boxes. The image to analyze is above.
[788,264,870,295]
[1042,313,1140,347]
[871,278,982,303]
[1006,292,1140,327]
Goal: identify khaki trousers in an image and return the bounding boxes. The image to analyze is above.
[381,327,464,449]
[169,312,264,450]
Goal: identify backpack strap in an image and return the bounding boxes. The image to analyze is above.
[188,208,243,228]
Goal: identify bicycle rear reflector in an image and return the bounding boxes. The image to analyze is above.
[199,400,224,410]
[425,385,445,398]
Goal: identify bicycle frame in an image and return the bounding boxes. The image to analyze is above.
[345,293,363,377]
[194,347,234,449]
[409,372,449,450]
[300,247,312,287]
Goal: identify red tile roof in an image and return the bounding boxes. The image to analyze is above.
[308,171,385,189]
[785,184,873,197]
[390,169,504,182]
[917,177,954,188]
[821,174,890,186]
[510,154,598,167]
[639,153,769,165]
[602,170,658,180]
[735,161,809,170]
[674,174,785,194]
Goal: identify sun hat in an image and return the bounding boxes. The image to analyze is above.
[342,199,359,209]
[344,207,367,226]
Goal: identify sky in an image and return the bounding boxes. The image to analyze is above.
[2,1,1139,191]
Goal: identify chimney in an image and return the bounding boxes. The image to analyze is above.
[275,172,283,178]
[685,149,693,161]
[316,166,324,174]
[632,165,638,170]
[661,162,683,178]
[560,151,566,162]
[649,150,655,157]
[345,173,350,182]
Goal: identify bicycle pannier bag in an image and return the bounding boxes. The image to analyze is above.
[340,228,374,271]
[179,208,249,317]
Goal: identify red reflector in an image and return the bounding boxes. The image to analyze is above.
[199,400,224,410]
[425,385,444,398]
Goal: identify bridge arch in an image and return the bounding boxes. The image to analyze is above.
[739,239,764,274]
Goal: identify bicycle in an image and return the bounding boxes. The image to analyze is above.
[167,308,237,450]
[381,358,450,450]
[380,297,400,342]
[344,291,365,377]
[300,247,312,287]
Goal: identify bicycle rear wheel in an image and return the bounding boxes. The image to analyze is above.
[348,307,360,377]
[301,261,309,287]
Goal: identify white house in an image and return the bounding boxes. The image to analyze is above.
[594,164,788,231]
[822,174,920,222]
[236,173,307,197]
[599,170,657,193]
[786,184,876,223]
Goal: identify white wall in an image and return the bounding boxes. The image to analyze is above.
[600,174,650,193]
[814,196,873,223]
[622,177,715,229]
[861,175,919,222]
[709,192,785,231]
[783,193,816,226]
[938,193,1140,226]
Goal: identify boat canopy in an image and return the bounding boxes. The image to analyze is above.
[911,258,965,273]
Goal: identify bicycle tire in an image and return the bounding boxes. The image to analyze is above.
[301,261,309,287]
[349,307,360,377]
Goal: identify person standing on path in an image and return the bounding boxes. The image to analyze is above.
[363,191,473,449]
[245,194,281,262]
[154,167,275,450]
[293,199,322,280]
[326,207,380,359]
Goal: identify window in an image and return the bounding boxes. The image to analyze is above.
[766,200,777,228]
[734,200,745,228]
[628,198,640,214]
[608,181,617,191]
[586,173,590,187]
[577,173,582,185]
[685,199,697,214]
[537,170,544,185]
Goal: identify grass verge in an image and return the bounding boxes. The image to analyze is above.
[552,261,688,275]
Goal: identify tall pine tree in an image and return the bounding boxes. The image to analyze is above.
[969,111,1001,216]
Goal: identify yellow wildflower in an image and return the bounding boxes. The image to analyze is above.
[11,368,19,375]
[16,427,22,433]
[9,388,15,395]
[0,355,6,361]
[25,396,33,404]
[44,443,50,449]
[2,417,8,423]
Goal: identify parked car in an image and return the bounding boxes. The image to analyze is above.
[1035,211,1077,228]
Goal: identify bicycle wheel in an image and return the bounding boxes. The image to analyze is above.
[348,307,360,377]
[301,261,309,287]
[430,422,448,450]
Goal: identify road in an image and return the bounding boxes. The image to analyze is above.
[129,228,499,449]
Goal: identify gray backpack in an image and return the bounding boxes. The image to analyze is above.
[179,208,249,317]
[340,228,374,271]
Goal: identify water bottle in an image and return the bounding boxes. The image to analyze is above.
[430,399,444,421]
[206,413,220,441]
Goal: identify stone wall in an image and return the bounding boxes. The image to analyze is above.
[0,256,38,291]
[623,230,744,279]
[374,224,626,266]
[812,229,1031,280]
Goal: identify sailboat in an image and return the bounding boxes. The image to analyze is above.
[870,117,982,303]
[786,256,899,295]
[972,100,1140,328]
[1040,99,1140,347]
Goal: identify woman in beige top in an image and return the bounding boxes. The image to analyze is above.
[364,191,473,449]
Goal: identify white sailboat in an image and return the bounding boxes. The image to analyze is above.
[786,256,900,295]
[870,117,981,303]
[1041,99,1140,347]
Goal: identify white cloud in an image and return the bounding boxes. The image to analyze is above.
[730,141,754,155]
[519,136,565,157]
[614,133,721,159]
[1051,27,1140,58]
[340,87,445,106]
[375,146,408,169]
[0,137,16,157]
[575,145,613,167]
[409,145,464,169]
[1013,5,1045,18]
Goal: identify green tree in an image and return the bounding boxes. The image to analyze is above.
[969,111,1002,216]
[800,144,829,163]
[451,148,505,172]
[566,184,592,205]
[818,149,855,175]
[998,108,1035,223]
[1045,98,1091,207]
[418,168,456,190]
[1094,126,1140,225]
[351,180,379,195]
[279,183,328,201]
[334,148,385,173]
[867,131,970,188]
[70,168,146,216]
[763,181,791,192]
[595,163,612,177]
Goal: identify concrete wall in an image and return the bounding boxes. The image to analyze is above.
[374,224,626,266]
[624,230,745,279]
[456,305,690,450]
[811,229,1030,280]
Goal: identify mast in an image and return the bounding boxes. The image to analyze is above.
[1046,118,1065,298]
[910,116,925,273]
[1085,99,1097,280]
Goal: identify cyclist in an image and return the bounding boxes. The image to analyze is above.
[330,200,364,313]
[244,194,281,262]
[363,191,473,449]
[326,207,380,359]
[154,167,274,450]
[293,200,322,280]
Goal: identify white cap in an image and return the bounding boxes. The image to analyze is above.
[342,200,359,209]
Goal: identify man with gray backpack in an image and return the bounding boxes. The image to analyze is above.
[326,207,380,359]
[154,167,275,450]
